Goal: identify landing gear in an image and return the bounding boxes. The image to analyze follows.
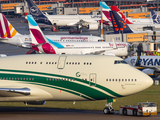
[103,102,114,114]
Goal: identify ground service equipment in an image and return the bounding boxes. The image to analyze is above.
[120,102,157,116]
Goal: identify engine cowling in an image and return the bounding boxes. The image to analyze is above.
[142,69,160,78]
[88,23,99,30]
[24,101,46,105]
[103,52,115,56]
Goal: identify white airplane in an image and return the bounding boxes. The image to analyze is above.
[26,0,110,30]
[0,54,153,114]
[0,13,102,50]
[101,2,160,31]
[125,56,160,78]
[28,15,131,57]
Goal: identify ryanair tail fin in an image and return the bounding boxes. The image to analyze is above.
[0,13,20,38]
[110,11,133,33]
[151,10,160,24]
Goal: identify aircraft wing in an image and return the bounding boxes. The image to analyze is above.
[82,50,105,55]
[73,19,90,28]
[67,22,79,26]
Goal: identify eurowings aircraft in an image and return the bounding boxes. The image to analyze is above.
[0,13,102,50]
[0,54,153,114]
[101,2,160,31]
[125,56,160,78]
[28,15,131,57]
[26,0,110,30]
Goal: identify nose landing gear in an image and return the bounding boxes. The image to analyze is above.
[103,102,114,114]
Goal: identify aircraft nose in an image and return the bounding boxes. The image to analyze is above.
[141,73,153,90]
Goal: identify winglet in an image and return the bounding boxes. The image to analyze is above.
[112,39,117,49]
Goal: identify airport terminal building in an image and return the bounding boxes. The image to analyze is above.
[0,0,160,17]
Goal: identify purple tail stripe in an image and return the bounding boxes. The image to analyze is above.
[30,29,46,44]
[3,15,11,37]
[103,11,111,22]
[0,21,4,37]
[42,43,56,54]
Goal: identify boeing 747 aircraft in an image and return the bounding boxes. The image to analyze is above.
[0,13,102,50]
[26,0,110,30]
[28,15,131,57]
[0,54,153,114]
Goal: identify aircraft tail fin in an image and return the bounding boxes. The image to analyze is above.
[151,10,160,24]
[0,13,20,38]
[110,11,133,33]
[26,0,45,17]
[26,0,52,25]
[111,6,133,24]
[27,15,64,48]
[27,15,48,45]
[99,2,111,22]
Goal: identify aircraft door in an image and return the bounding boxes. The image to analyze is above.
[57,56,67,69]
[89,73,96,86]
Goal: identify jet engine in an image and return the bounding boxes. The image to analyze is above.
[24,101,46,105]
[142,69,160,78]
[88,23,99,30]
[103,52,115,56]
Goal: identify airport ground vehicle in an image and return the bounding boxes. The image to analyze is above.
[69,28,81,34]
[120,102,157,116]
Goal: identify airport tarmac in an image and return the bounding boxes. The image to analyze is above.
[0,107,160,120]
[7,17,107,36]
[0,18,159,120]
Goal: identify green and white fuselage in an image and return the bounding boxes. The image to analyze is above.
[0,54,153,102]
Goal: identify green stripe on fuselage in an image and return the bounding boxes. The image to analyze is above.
[0,69,123,99]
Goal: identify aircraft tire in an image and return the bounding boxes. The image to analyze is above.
[103,107,110,114]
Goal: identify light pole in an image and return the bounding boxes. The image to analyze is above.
[100,0,103,41]
[120,27,124,42]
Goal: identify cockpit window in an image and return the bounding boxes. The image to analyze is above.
[114,60,127,64]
